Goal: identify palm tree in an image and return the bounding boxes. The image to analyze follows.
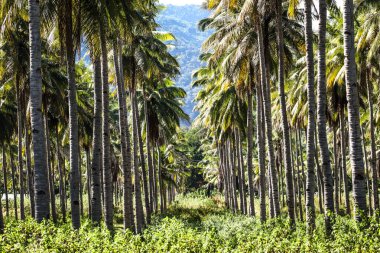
[28,0,50,222]
[64,0,80,229]
[342,0,367,220]
[304,0,316,230]
[317,0,334,234]
[275,0,295,225]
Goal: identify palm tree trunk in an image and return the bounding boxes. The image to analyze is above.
[304,0,316,231]
[236,129,246,214]
[113,41,134,231]
[132,90,151,224]
[144,94,155,215]
[256,79,266,222]
[29,0,49,222]
[0,181,3,233]
[90,53,102,224]
[16,74,25,220]
[275,0,295,225]
[247,81,255,216]
[317,0,334,234]
[362,126,372,215]
[10,147,18,220]
[2,145,9,217]
[238,133,247,215]
[86,148,91,217]
[44,107,57,223]
[56,126,66,222]
[131,89,145,233]
[258,21,280,217]
[295,131,303,221]
[333,127,340,214]
[100,22,113,230]
[342,0,367,220]
[340,107,351,215]
[152,146,158,212]
[366,71,378,211]
[157,144,164,213]
[65,0,80,229]
[25,121,35,218]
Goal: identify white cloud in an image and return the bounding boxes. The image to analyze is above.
[160,0,204,6]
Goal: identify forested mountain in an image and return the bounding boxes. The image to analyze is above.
[157,5,210,120]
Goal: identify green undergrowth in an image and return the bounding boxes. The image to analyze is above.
[1,193,380,252]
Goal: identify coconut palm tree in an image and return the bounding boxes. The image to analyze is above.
[29,0,50,222]
[342,0,367,220]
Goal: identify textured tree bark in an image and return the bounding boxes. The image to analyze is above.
[340,107,351,215]
[65,0,80,229]
[246,85,255,216]
[144,95,155,215]
[113,41,134,231]
[258,21,280,217]
[275,0,295,225]
[16,75,25,220]
[362,127,372,216]
[2,145,9,217]
[10,149,18,220]
[100,22,113,230]
[257,81,266,222]
[90,55,102,224]
[57,126,66,222]
[25,120,35,218]
[238,133,247,215]
[29,0,50,222]
[343,0,367,220]
[304,0,316,231]
[133,93,151,224]
[333,128,340,214]
[317,0,334,234]
[366,71,378,211]
[44,107,56,223]
[131,90,145,233]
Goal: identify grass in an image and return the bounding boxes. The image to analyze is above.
[1,192,380,252]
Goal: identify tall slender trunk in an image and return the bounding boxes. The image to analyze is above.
[157,144,164,213]
[10,148,18,220]
[152,146,158,212]
[333,127,340,214]
[342,0,367,220]
[304,0,316,231]
[44,106,56,223]
[65,0,80,229]
[56,126,66,222]
[238,133,247,215]
[275,0,295,225]
[236,130,246,214]
[0,177,3,233]
[113,41,134,231]
[258,21,280,217]
[362,127,372,215]
[29,0,49,222]
[340,107,350,215]
[16,75,25,220]
[257,82,266,222]
[295,131,303,221]
[90,54,102,224]
[144,95,155,215]
[25,114,35,218]
[2,145,9,217]
[247,79,255,216]
[100,22,113,230]
[86,148,91,217]
[131,89,144,233]
[366,71,378,211]
[317,0,334,234]
[134,90,151,223]
[229,139,238,212]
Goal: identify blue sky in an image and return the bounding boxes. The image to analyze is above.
[160,0,204,5]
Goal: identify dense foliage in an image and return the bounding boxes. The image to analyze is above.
[1,194,380,252]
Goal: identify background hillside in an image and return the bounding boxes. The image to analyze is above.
[157,4,210,121]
